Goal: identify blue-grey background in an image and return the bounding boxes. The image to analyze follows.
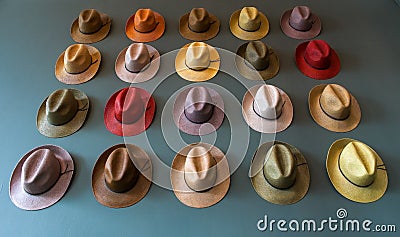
[0,0,399,236]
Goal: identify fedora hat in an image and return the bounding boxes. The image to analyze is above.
[125,8,165,42]
[235,41,279,80]
[171,143,230,208]
[327,138,388,203]
[104,87,156,136]
[92,144,152,208]
[9,144,74,210]
[55,44,101,84]
[250,141,310,205]
[70,9,111,43]
[242,84,293,133]
[179,8,220,41]
[37,88,89,138]
[175,42,220,82]
[229,7,269,40]
[173,86,224,136]
[308,84,361,132]
[280,6,321,39]
[295,39,340,80]
[115,43,160,83]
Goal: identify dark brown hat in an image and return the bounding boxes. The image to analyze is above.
[125,9,165,42]
[179,8,220,41]
[70,9,112,43]
[280,6,321,40]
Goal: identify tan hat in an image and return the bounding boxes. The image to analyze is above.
[55,44,101,84]
[175,42,220,82]
[70,9,111,44]
[309,84,361,132]
[92,144,152,208]
[125,8,165,42]
[179,8,220,41]
[229,7,269,40]
[326,138,388,203]
[171,143,230,208]
[250,141,310,205]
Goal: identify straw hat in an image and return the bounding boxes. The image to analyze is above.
[55,44,101,84]
[171,143,230,208]
[308,84,361,132]
[92,144,152,208]
[242,84,293,133]
[9,144,74,210]
[280,6,321,40]
[179,8,220,41]
[115,43,160,83]
[37,88,89,138]
[229,7,269,40]
[250,141,310,205]
[70,9,111,44]
[125,8,165,42]
[326,138,388,203]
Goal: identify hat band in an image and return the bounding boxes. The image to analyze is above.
[183,105,214,124]
[64,58,98,75]
[262,159,307,190]
[134,22,159,33]
[252,100,284,120]
[79,21,107,35]
[244,57,269,71]
[184,58,219,71]
[288,19,313,32]
[238,21,261,32]
[303,52,330,70]
[318,97,350,121]
[187,20,215,33]
[125,54,154,73]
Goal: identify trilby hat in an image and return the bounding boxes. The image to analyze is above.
[229,6,269,40]
[70,9,111,44]
[280,6,321,40]
[179,8,220,41]
[125,8,165,42]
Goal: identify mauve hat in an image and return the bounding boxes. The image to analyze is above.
[309,84,361,132]
[327,138,388,203]
[173,86,224,136]
[179,8,220,41]
[280,6,321,40]
[104,87,155,137]
[242,84,293,133]
[37,88,89,138]
[55,44,101,84]
[171,143,230,208]
[125,8,165,42]
[250,141,310,205]
[9,144,74,210]
[115,43,160,83]
[295,40,340,80]
[70,9,111,44]
[229,7,269,40]
[92,144,152,208]
[235,41,279,80]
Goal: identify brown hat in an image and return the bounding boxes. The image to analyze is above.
[171,143,230,208]
[242,84,293,133]
[37,88,89,138]
[327,138,388,203]
[125,8,165,42]
[115,43,160,83]
[235,41,279,80]
[92,144,152,208]
[70,9,111,44]
[280,6,321,40]
[9,144,74,210]
[229,7,269,40]
[179,8,220,41]
[55,44,101,84]
[308,84,361,132]
[250,141,310,205]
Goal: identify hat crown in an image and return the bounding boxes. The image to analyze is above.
[188,8,211,33]
[289,6,313,31]
[114,88,145,124]
[46,89,78,126]
[304,40,331,69]
[104,148,139,193]
[78,9,103,34]
[244,41,270,71]
[339,141,377,187]
[125,43,151,73]
[185,42,211,70]
[134,9,157,33]
[253,85,284,120]
[184,87,214,124]
[320,84,351,120]
[238,7,261,32]
[64,44,92,74]
[21,149,61,195]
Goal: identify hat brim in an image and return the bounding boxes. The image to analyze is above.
[125,11,165,42]
[175,43,220,82]
[92,144,152,208]
[70,17,111,44]
[171,143,230,208]
[295,41,340,80]
[55,45,101,84]
[308,84,361,132]
[229,9,269,41]
[104,87,156,136]
[280,9,321,40]
[179,12,220,41]
[9,145,74,210]
[242,84,293,133]
[326,138,388,203]
[251,141,310,205]
[115,44,160,83]
[37,89,89,138]
[235,42,279,80]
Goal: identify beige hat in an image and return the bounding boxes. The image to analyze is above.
[229,7,269,40]
[70,9,111,44]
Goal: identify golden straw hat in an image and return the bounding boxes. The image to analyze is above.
[229,7,269,40]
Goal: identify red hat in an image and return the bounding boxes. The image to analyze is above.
[295,40,340,80]
[104,87,155,136]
